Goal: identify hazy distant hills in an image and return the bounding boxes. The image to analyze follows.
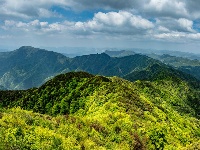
[126,48,200,60]
[178,66,200,80]
[104,50,135,57]
[106,50,200,80]
[146,53,200,80]
[0,46,199,90]
[156,50,200,60]
[148,54,200,66]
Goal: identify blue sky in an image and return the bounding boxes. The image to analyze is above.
[1,0,200,53]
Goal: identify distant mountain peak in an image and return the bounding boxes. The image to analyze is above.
[75,52,110,57]
[20,46,35,49]
[16,46,44,53]
[13,46,68,58]
[105,50,135,57]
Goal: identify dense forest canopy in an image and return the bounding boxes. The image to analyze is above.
[0,71,199,149]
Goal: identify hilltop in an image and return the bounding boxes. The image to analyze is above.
[0,46,70,89]
[0,71,199,149]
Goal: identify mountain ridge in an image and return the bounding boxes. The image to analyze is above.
[106,50,200,81]
[0,46,200,90]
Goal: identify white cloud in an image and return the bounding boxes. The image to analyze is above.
[154,31,200,42]
[81,11,154,34]
[65,0,200,20]
[91,11,154,30]
[178,18,194,32]
[155,18,195,33]
[2,11,198,41]
[0,11,154,41]
[157,26,170,32]
[3,20,48,32]
[63,0,137,10]
[94,12,127,26]
[1,0,200,22]
[143,0,188,18]
[1,2,200,51]
[67,0,200,21]
[4,20,16,27]
[185,1,200,19]
[187,33,200,40]
[154,32,186,39]
[0,35,12,39]
[29,20,40,26]
[0,0,65,19]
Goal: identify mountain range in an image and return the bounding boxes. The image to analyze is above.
[146,54,200,80]
[122,48,200,60]
[1,46,200,90]
[106,50,200,81]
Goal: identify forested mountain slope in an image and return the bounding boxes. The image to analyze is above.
[147,54,200,80]
[0,47,160,89]
[148,54,200,67]
[0,46,70,89]
[0,72,199,149]
[179,66,200,80]
[124,63,200,88]
[106,50,200,81]
[70,53,159,77]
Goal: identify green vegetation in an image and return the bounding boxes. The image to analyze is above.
[0,46,70,89]
[179,66,200,80]
[106,50,200,81]
[1,46,200,92]
[124,63,200,88]
[0,71,199,149]
[149,54,200,67]
[148,54,200,80]
[0,46,163,90]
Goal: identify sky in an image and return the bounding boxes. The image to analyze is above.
[1,0,200,53]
